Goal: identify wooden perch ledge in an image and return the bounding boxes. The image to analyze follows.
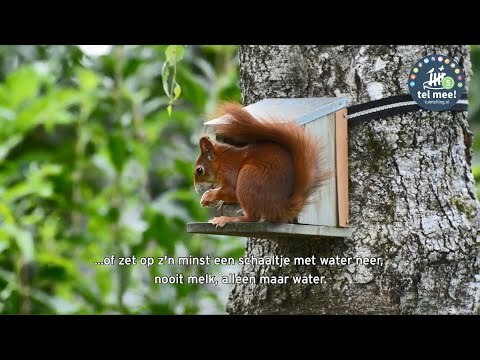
[187,222,353,239]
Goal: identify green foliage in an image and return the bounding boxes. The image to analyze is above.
[0,45,242,314]
[469,45,480,198]
[470,45,480,124]
[163,45,185,116]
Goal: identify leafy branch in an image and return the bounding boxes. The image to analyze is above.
[162,45,185,116]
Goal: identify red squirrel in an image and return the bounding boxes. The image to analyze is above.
[194,103,330,228]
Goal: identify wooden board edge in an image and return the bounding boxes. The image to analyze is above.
[187,222,353,239]
[335,108,349,227]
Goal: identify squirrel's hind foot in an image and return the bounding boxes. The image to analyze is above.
[208,216,249,228]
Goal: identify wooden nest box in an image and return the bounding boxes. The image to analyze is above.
[187,97,352,239]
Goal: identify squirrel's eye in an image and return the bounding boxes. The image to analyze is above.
[196,167,204,176]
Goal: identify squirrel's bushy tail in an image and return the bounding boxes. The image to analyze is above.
[215,103,330,221]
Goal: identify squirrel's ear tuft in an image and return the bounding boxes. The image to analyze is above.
[199,136,214,154]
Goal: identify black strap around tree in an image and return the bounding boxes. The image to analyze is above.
[346,93,469,127]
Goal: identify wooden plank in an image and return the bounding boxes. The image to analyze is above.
[215,204,242,217]
[335,108,349,227]
[187,222,353,239]
[222,204,243,216]
[298,113,337,226]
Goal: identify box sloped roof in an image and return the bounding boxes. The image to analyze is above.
[204,97,347,126]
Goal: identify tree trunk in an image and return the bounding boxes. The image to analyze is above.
[227,45,480,314]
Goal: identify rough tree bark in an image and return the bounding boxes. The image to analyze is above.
[227,45,480,314]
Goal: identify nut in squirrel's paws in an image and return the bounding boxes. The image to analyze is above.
[200,190,215,207]
[208,216,229,228]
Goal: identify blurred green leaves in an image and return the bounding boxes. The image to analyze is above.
[5,65,42,108]
[0,45,242,314]
[165,45,185,64]
[469,45,480,198]
[108,133,129,172]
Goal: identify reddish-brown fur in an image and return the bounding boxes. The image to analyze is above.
[194,103,330,227]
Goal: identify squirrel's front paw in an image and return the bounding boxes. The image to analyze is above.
[208,216,229,228]
[200,190,215,207]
